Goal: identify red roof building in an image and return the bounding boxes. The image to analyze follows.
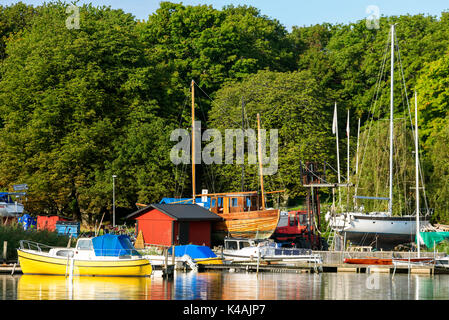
[125,204,222,247]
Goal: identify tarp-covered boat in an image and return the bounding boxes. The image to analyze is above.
[168,245,222,265]
[17,234,152,277]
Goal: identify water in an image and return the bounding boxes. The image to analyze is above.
[2,271,449,300]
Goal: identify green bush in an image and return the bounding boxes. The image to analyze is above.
[0,224,71,261]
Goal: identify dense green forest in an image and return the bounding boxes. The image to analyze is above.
[1,1,449,225]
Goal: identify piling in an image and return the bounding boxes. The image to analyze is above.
[2,241,6,264]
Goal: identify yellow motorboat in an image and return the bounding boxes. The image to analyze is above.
[17,234,152,277]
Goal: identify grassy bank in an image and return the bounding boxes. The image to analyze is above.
[0,224,71,262]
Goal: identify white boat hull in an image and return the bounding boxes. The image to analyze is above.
[0,202,24,217]
[326,212,431,249]
[222,247,321,263]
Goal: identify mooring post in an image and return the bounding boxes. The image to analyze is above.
[256,249,261,277]
[2,241,7,264]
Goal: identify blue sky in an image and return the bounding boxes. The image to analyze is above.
[4,0,449,29]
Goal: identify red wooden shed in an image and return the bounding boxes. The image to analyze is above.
[125,204,222,247]
[37,215,69,231]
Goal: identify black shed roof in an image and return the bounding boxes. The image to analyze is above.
[126,203,222,221]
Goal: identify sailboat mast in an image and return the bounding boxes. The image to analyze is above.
[191,80,196,204]
[415,91,420,257]
[354,118,361,208]
[241,97,245,192]
[257,113,266,210]
[389,24,395,216]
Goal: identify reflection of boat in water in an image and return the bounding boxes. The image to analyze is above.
[17,234,152,277]
[17,275,152,300]
[221,238,322,263]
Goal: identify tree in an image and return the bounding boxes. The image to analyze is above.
[0,2,154,221]
[207,69,334,202]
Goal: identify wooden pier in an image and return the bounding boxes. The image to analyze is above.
[1,249,448,276]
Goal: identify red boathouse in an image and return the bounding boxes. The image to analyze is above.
[125,204,222,247]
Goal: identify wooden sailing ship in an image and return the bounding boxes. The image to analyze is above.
[190,81,282,243]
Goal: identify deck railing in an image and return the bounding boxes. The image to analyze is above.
[19,240,54,253]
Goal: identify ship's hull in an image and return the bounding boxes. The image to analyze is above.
[327,212,431,250]
[212,209,280,243]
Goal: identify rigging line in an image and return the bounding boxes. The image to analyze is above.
[174,94,191,197]
[356,28,391,195]
[395,33,430,212]
[301,162,331,185]
[193,81,245,129]
[195,90,218,194]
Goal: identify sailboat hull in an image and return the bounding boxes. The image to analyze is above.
[212,209,280,243]
[328,213,431,249]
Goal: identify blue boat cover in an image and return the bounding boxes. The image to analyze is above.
[160,197,210,209]
[92,234,140,257]
[18,214,37,231]
[168,245,217,259]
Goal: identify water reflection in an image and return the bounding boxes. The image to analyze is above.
[1,271,449,300]
[18,275,154,300]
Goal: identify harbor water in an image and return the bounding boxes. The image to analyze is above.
[2,271,449,300]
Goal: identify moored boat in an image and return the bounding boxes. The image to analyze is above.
[221,237,322,263]
[344,257,434,265]
[168,244,223,265]
[17,234,152,277]
[435,256,449,269]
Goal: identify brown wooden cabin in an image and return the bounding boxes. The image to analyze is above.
[207,191,264,215]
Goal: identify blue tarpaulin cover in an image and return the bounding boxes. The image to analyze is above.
[168,245,217,260]
[92,234,140,257]
[18,214,36,231]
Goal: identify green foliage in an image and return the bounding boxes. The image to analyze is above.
[1,1,449,224]
[0,224,70,261]
[208,69,333,198]
[348,119,415,215]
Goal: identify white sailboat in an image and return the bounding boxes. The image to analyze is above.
[325,24,431,250]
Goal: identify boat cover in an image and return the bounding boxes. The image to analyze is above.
[18,214,37,230]
[92,234,140,257]
[168,245,217,259]
[419,232,449,248]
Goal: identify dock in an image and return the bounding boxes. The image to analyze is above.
[1,250,448,276]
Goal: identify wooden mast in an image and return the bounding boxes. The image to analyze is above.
[191,80,196,204]
[257,113,265,210]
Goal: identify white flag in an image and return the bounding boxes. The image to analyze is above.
[332,102,338,134]
[346,109,350,137]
